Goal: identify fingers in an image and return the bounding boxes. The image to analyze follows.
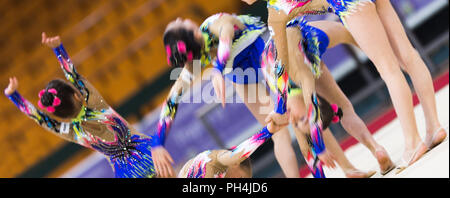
[13,77,18,87]
[41,32,61,47]
[265,114,273,123]
[153,149,175,178]
[319,152,336,169]
[42,32,46,43]
[166,152,174,164]
[221,84,226,108]
[160,160,169,178]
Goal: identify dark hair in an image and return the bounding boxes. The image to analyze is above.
[317,95,343,130]
[40,79,80,118]
[163,27,202,67]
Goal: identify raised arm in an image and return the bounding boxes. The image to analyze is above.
[42,32,90,101]
[4,77,71,137]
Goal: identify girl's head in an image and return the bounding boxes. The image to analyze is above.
[38,79,83,119]
[287,94,343,131]
[225,158,252,178]
[163,18,203,68]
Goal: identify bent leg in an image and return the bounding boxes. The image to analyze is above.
[315,64,394,173]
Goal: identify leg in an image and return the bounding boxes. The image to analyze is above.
[375,0,446,148]
[308,20,358,48]
[290,90,375,178]
[234,82,300,178]
[316,64,394,173]
[343,3,427,165]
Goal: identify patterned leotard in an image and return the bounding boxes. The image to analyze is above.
[261,18,331,177]
[327,0,376,27]
[6,44,155,178]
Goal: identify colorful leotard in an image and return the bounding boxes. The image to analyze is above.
[200,13,266,84]
[261,18,331,177]
[6,44,155,178]
[151,13,266,148]
[178,127,272,178]
[267,0,331,16]
[262,17,330,104]
[287,16,329,78]
[327,0,375,27]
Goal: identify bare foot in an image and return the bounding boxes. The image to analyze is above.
[425,127,447,149]
[396,142,428,174]
[404,142,429,166]
[345,170,376,178]
[374,148,395,175]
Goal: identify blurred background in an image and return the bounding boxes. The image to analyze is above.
[0,0,448,178]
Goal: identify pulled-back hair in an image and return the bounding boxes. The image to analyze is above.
[317,95,343,130]
[163,27,202,67]
[39,79,80,118]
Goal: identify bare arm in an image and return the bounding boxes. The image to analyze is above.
[42,33,92,102]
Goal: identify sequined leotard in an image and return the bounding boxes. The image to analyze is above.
[6,44,155,178]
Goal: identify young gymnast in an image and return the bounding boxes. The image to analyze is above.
[243,0,447,171]
[158,13,379,178]
[178,96,341,178]
[153,13,305,178]
[260,16,395,176]
[4,33,156,178]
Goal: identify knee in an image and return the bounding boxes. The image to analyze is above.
[397,48,420,72]
[374,59,403,81]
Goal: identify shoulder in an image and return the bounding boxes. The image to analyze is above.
[200,13,234,31]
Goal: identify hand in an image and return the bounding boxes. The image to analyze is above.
[318,150,336,169]
[265,111,289,126]
[265,111,290,133]
[41,32,61,48]
[4,77,18,95]
[211,70,226,108]
[267,122,289,134]
[151,146,175,178]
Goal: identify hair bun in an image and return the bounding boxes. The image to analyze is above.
[171,46,188,67]
[41,91,55,107]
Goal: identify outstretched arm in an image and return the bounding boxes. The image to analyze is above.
[42,32,90,101]
[217,126,278,167]
[4,77,72,137]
